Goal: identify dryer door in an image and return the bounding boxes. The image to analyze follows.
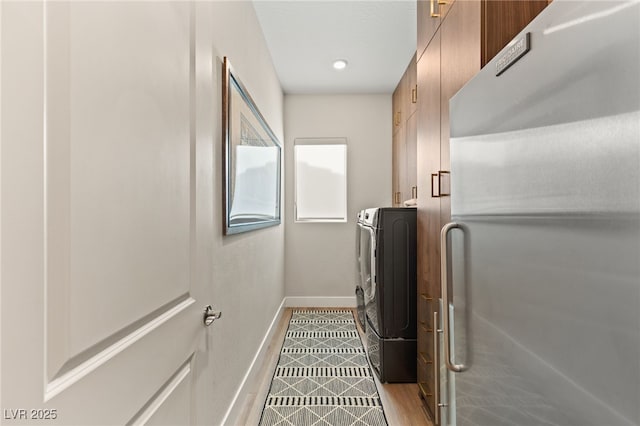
[355,221,366,329]
[362,225,380,333]
[359,224,373,293]
[355,221,363,288]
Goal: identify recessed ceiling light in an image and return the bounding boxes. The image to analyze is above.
[333,59,348,70]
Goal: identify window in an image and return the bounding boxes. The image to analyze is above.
[294,138,347,222]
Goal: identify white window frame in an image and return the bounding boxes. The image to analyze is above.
[294,138,348,223]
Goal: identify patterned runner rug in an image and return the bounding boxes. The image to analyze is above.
[259,309,388,426]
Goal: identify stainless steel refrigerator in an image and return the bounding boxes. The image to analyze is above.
[439,1,640,425]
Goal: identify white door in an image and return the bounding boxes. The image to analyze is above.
[1,2,215,424]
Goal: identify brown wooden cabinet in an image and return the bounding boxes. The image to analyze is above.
[416,26,443,420]
[481,0,550,65]
[406,112,417,200]
[392,53,418,206]
[407,56,418,116]
[392,123,406,206]
[415,0,549,422]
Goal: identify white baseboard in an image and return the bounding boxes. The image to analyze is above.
[220,297,285,426]
[284,296,356,308]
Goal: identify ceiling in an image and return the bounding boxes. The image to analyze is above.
[252,1,417,94]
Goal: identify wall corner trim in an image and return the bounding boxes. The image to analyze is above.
[220,298,286,426]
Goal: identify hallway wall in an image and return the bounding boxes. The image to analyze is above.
[200,2,285,423]
[284,95,392,302]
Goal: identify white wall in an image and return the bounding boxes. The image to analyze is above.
[284,95,392,301]
[200,2,285,424]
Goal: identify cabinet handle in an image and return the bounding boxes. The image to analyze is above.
[412,186,418,199]
[419,351,433,365]
[431,171,450,198]
[431,173,440,198]
[394,111,401,126]
[418,382,433,399]
[430,0,440,17]
[438,0,447,4]
[438,171,450,197]
[411,86,418,103]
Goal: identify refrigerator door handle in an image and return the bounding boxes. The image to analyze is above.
[441,222,468,373]
[433,310,441,425]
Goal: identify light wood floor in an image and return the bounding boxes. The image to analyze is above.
[238,308,433,426]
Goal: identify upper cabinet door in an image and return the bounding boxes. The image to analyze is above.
[481,0,549,66]
[392,79,403,135]
[417,0,440,60]
[392,129,403,205]
[406,111,418,200]
[418,0,457,61]
[408,54,418,116]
